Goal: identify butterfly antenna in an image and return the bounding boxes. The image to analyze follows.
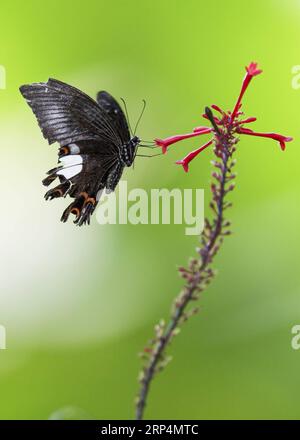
[133,99,146,136]
[120,97,133,136]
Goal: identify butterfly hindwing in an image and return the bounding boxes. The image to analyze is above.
[43,139,120,225]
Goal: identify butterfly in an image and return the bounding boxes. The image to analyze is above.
[19,78,141,226]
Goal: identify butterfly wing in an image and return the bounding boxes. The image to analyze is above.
[20,79,126,225]
[20,79,122,148]
[43,139,123,226]
[97,91,131,145]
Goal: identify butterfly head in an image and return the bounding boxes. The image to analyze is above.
[120,136,140,167]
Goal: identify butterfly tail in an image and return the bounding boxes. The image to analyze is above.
[60,192,98,226]
[44,180,71,200]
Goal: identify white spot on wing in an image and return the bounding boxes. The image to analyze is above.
[60,155,82,167]
[56,155,83,179]
[57,165,82,179]
[69,143,80,154]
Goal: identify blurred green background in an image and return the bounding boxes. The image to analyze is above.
[0,0,300,420]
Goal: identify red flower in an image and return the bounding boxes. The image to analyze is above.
[237,117,257,125]
[193,126,212,133]
[154,62,292,171]
[237,127,292,151]
[231,62,263,121]
[175,140,213,172]
[155,129,212,154]
[211,104,224,114]
[246,62,263,77]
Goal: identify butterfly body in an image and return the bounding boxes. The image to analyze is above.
[20,79,140,225]
[119,135,140,166]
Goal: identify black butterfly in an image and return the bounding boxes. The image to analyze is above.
[19,79,141,226]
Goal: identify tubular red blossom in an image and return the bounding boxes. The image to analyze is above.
[175,140,213,172]
[211,104,224,114]
[193,126,213,133]
[246,62,263,77]
[231,62,263,122]
[155,130,212,154]
[237,117,257,125]
[154,61,291,173]
[238,127,293,151]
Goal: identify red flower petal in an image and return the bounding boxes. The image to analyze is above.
[246,62,263,77]
[193,126,213,133]
[237,117,257,125]
[231,62,262,122]
[211,104,224,114]
[238,127,293,151]
[155,129,212,154]
[175,140,213,172]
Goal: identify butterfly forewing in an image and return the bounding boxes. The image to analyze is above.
[97,91,131,145]
[20,79,120,147]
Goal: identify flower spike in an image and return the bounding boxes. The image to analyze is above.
[155,61,292,171]
[137,63,293,421]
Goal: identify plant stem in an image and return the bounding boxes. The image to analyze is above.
[135,135,234,420]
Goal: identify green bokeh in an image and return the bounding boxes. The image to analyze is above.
[0,0,300,419]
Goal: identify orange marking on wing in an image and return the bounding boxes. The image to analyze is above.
[79,192,89,199]
[86,197,96,205]
[60,147,69,156]
[70,207,80,217]
[55,188,64,196]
